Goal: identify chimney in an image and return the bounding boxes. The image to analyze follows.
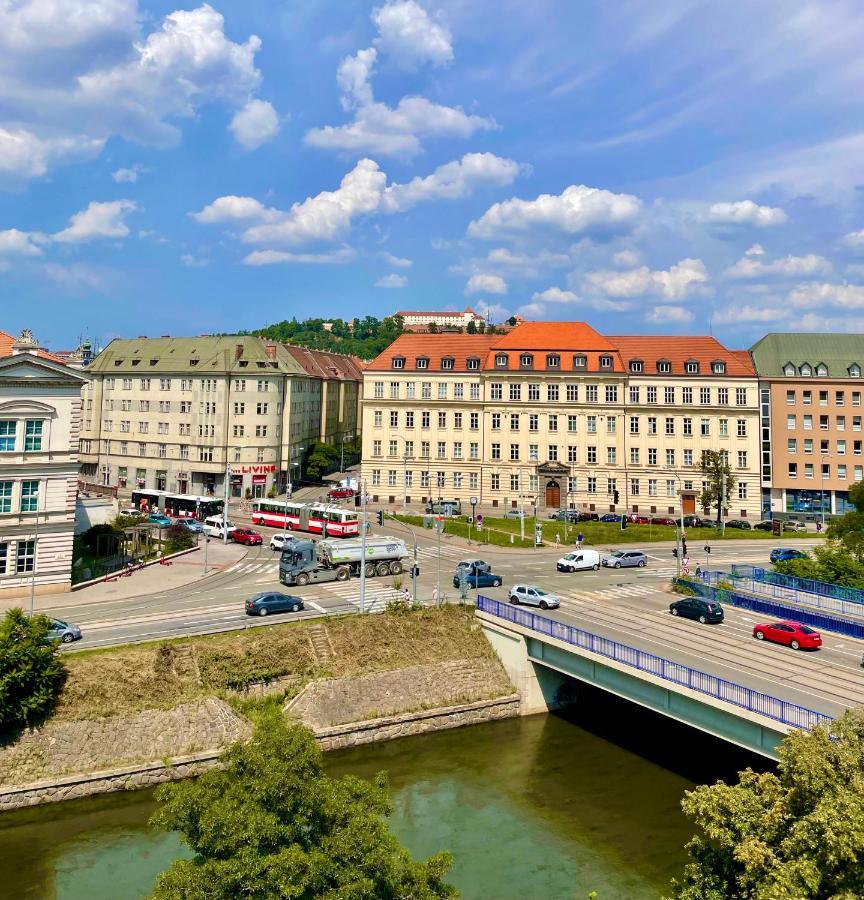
[235,343,244,361]
[265,342,277,360]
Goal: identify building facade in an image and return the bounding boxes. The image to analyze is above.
[396,306,486,332]
[0,330,88,598]
[79,336,361,499]
[751,333,864,518]
[361,323,762,519]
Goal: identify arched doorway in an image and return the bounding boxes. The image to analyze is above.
[545,479,560,509]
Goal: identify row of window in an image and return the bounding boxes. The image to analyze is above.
[98,400,273,415]
[0,540,35,576]
[79,440,269,464]
[782,362,861,378]
[0,420,43,453]
[391,354,732,375]
[786,389,860,406]
[786,414,861,431]
[372,381,749,405]
[0,480,40,514]
[788,463,860,480]
[99,421,271,438]
[100,378,272,392]
[788,438,863,455]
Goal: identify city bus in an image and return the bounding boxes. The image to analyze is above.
[131,490,223,520]
[250,500,360,537]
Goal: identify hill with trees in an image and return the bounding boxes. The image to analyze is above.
[251,315,404,360]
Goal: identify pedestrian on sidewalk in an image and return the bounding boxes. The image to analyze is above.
[555,533,560,548]
[403,587,411,608]
[576,531,583,549]
[432,585,439,605]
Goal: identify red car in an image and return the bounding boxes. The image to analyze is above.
[327,486,355,501]
[230,528,263,546]
[753,621,822,651]
[650,517,677,526]
[630,515,650,525]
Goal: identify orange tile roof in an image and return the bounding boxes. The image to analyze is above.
[487,321,625,372]
[0,331,66,364]
[607,336,756,376]
[366,333,499,372]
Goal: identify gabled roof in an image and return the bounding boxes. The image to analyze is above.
[486,322,624,372]
[283,345,365,381]
[0,351,89,383]
[749,333,864,377]
[0,331,66,365]
[366,334,499,371]
[607,336,756,376]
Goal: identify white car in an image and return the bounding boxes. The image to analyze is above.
[508,584,561,610]
[556,549,601,572]
[270,533,299,552]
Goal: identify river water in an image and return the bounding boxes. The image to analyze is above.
[0,691,762,899]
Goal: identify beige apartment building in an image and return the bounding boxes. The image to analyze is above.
[751,333,864,519]
[0,330,88,598]
[79,336,361,499]
[361,322,762,519]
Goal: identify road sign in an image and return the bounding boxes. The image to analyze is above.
[682,563,690,575]
[476,513,483,527]
[470,496,478,506]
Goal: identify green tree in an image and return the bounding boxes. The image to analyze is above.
[163,524,195,555]
[150,711,456,899]
[302,441,340,481]
[428,321,439,333]
[466,320,477,334]
[0,609,66,732]
[669,709,864,899]
[776,542,864,588]
[826,480,864,560]
[699,450,735,524]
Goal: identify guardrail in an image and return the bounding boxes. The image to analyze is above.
[733,564,864,608]
[476,594,832,731]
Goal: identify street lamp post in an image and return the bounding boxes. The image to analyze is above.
[821,470,827,527]
[359,479,368,613]
[518,472,525,542]
[402,449,409,514]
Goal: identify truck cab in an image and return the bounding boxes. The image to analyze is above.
[279,539,350,587]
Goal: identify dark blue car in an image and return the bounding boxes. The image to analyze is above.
[245,592,305,617]
[770,548,809,564]
[599,513,622,522]
[452,570,503,589]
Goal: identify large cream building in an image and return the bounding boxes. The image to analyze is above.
[79,336,361,499]
[361,322,762,519]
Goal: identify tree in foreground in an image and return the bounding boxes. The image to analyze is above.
[150,711,456,899]
[669,709,864,899]
[698,450,736,525]
[0,608,66,732]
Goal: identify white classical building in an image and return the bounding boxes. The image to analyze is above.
[396,307,486,332]
[0,331,87,599]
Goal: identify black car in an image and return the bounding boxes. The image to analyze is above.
[725,519,752,530]
[753,520,774,531]
[669,597,724,623]
[577,512,600,522]
[245,592,305,616]
[683,516,716,528]
[453,570,503,589]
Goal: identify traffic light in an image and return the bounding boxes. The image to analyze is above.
[376,510,384,526]
[672,548,678,558]
[704,545,711,554]
[354,494,361,507]
[613,490,620,505]
[681,539,688,557]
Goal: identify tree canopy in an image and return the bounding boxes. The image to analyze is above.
[251,315,404,361]
[669,709,864,899]
[826,479,864,560]
[699,450,736,523]
[150,711,456,899]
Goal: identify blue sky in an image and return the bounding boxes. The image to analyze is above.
[3,0,864,351]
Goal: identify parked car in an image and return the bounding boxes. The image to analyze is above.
[456,559,491,573]
[556,549,601,572]
[508,584,560,609]
[669,597,724,624]
[119,506,143,518]
[753,620,821,650]
[549,510,580,522]
[327,486,355,501]
[770,548,809,564]
[203,516,236,539]
[783,521,808,533]
[270,533,300,552]
[650,516,677,526]
[725,519,752,530]
[753,520,774,531]
[453,569,503,589]
[231,528,263,546]
[245,592,305,617]
[147,513,172,528]
[175,518,203,533]
[630,514,650,525]
[48,617,82,643]
[505,509,528,519]
[599,513,622,522]
[577,512,600,522]
[602,550,647,568]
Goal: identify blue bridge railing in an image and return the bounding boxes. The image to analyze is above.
[476,595,832,732]
[733,564,864,609]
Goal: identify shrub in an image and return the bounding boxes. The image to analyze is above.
[163,524,194,555]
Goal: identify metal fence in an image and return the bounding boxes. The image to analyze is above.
[734,564,864,608]
[476,595,832,731]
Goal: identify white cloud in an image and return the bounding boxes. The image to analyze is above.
[725,252,831,279]
[708,200,787,227]
[111,165,148,183]
[466,273,507,295]
[337,48,378,109]
[191,196,279,224]
[713,304,787,324]
[646,305,694,324]
[380,251,412,268]
[468,184,641,239]
[372,0,453,68]
[515,301,546,319]
[531,287,577,303]
[244,247,356,266]
[787,282,864,309]
[784,312,864,333]
[181,253,208,268]
[585,258,709,300]
[744,243,765,257]
[613,249,641,267]
[53,200,137,243]
[0,228,43,256]
[375,273,408,288]
[842,230,864,250]
[0,127,103,183]
[229,99,279,150]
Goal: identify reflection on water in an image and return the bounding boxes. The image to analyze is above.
[0,692,766,899]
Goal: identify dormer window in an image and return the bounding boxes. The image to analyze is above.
[657,360,671,374]
[546,354,560,368]
[850,364,861,378]
[520,354,534,369]
[600,355,613,369]
[573,355,587,368]
[816,363,828,377]
[712,360,726,375]
[495,354,508,368]
[441,357,455,370]
[800,363,812,376]
[629,359,643,373]
[149,359,159,366]
[783,362,796,376]
[392,357,405,369]
[467,357,480,370]
[416,357,429,369]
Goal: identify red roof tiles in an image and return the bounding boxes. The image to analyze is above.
[366,334,499,372]
[0,331,66,364]
[607,336,756,376]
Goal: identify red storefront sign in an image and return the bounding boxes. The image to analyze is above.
[252,475,267,485]
[234,465,277,474]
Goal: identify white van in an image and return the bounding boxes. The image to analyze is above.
[203,516,236,539]
[556,549,601,572]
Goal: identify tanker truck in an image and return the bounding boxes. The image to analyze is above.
[279,536,410,587]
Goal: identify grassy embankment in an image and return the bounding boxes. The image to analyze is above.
[55,606,499,722]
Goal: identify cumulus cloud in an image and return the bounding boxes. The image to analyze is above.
[713,304,787,324]
[0,228,43,256]
[786,281,864,309]
[53,199,137,243]
[191,195,280,224]
[244,247,356,266]
[380,251,412,268]
[585,258,709,300]
[468,185,641,239]
[372,0,453,68]
[708,200,787,227]
[181,253,208,268]
[111,164,148,183]
[0,128,103,183]
[531,287,577,303]
[725,251,831,279]
[337,48,378,109]
[229,99,279,150]
[465,273,507,295]
[646,305,694,324]
[613,249,641,267]
[375,273,408,288]
[842,230,864,250]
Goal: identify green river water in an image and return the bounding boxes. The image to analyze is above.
[0,694,761,899]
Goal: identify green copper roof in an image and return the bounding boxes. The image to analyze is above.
[749,333,864,377]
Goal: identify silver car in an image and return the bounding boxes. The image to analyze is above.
[602,550,648,568]
[48,618,82,643]
[508,584,561,610]
[270,533,300,552]
[505,509,528,519]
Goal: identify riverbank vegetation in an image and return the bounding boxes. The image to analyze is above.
[670,709,864,899]
[150,710,456,899]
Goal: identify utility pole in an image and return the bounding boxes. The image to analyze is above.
[720,470,726,536]
[436,514,442,605]
[402,449,408,514]
[519,473,525,542]
[222,461,231,544]
[359,480,368,613]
